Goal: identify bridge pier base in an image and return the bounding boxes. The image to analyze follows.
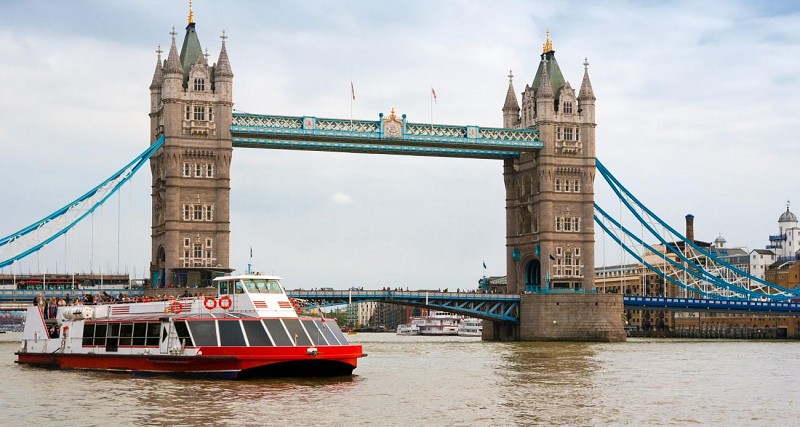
[483,293,626,342]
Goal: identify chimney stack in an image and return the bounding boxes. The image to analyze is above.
[685,214,695,242]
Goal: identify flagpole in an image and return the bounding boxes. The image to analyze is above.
[350,81,354,130]
[430,85,433,130]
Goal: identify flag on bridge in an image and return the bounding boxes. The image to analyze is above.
[483,261,486,269]
[549,254,555,260]
[351,81,356,101]
[431,86,437,103]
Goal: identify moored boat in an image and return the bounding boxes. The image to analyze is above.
[15,274,364,379]
[457,318,483,337]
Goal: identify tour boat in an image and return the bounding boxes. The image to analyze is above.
[457,318,483,337]
[395,323,420,335]
[15,274,364,379]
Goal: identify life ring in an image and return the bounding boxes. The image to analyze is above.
[203,296,217,310]
[169,301,182,314]
[218,295,232,310]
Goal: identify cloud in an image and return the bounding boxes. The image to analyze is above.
[331,192,354,205]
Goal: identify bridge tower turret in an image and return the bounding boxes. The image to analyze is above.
[148,11,233,287]
[504,32,596,294]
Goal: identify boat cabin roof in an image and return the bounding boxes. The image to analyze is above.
[213,274,283,282]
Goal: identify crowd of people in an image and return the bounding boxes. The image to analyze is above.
[32,291,201,319]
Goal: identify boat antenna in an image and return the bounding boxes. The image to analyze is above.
[247,246,253,274]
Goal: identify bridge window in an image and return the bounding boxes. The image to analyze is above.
[183,238,190,247]
[208,107,214,122]
[193,78,205,92]
[556,247,563,256]
[575,247,581,257]
[564,127,574,141]
[563,101,573,114]
[206,163,214,178]
[183,205,191,221]
[206,238,213,248]
[573,179,581,192]
[554,179,562,192]
[206,205,214,221]
[194,164,202,177]
[193,106,205,121]
[193,204,203,221]
[556,126,562,140]
[556,217,563,231]
[183,162,191,177]
[185,105,191,120]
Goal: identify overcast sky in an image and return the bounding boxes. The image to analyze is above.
[1,1,799,289]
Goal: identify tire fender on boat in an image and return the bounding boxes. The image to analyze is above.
[218,295,232,310]
[203,297,217,310]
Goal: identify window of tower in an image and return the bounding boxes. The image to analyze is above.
[206,205,214,221]
[573,180,581,192]
[183,238,190,247]
[195,164,202,177]
[194,78,205,92]
[208,107,214,122]
[206,163,214,178]
[193,204,203,221]
[563,102,573,114]
[554,179,562,192]
[193,106,205,121]
[185,106,191,120]
[564,127,574,141]
[193,244,203,259]
[556,126,562,140]
[183,205,191,221]
[556,247,563,256]
[575,247,581,257]
[564,218,572,231]
[183,162,191,177]
[205,238,213,248]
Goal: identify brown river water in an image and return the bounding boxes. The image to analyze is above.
[0,332,797,426]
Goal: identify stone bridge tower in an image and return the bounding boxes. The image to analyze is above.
[148,12,233,286]
[502,33,597,294]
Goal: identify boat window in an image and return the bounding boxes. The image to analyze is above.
[315,319,338,346]
[325,319,349,345]
[132,323,148,346]
[93,324,107,346]
[263,319,293,346]
[301,320,325,346]
[242,280,257,293]
[105,323,119,352]
[146,323,160,346]
[188,320,218,346]
[174,321,194,347]
[82,323,95,346]
[242,319,273,346]
[218,320,247,346]
[119,323,134,346]
[282,319,313,346]
[218,282,229,295]
[234,282,244,294]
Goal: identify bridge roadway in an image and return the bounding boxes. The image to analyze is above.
[286,290,800,322]
[0,288,799,320]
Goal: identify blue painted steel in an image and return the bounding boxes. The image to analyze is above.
[594,212,722,299]
[230,113,541,158]
[232,137,520,159]
[287,289,520,322]
[595,159,798,298]
[0,136,165,269]
[623,295,800,314]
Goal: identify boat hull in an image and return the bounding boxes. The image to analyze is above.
[15,345,363,379]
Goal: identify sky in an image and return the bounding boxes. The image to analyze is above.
[1,1,799,289]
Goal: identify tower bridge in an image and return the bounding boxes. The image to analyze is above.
[3,11,797,341]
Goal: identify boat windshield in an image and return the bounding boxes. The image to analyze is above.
[240,279,283,294]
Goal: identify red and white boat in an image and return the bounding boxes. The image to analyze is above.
[15,274,364,379]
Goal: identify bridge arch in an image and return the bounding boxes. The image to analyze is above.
[524,258,542,293]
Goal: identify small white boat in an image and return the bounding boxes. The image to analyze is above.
[458,318,483,337]
[396,323,420,335]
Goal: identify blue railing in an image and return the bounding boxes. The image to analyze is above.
[623,295,800,313]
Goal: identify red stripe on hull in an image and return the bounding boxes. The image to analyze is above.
[15,344,363,379]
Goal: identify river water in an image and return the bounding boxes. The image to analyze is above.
[0,332,797,426]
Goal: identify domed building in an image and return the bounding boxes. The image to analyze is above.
[767,204,800,260]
